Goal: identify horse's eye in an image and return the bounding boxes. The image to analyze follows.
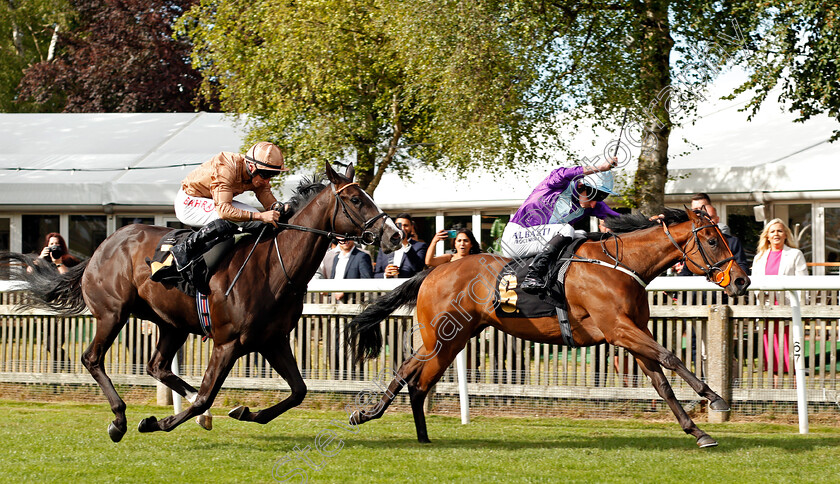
[351,196,361,206]
[708,239,717,248]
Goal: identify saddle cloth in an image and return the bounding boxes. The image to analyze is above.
[493,238,588,347]
[146,229,234,296]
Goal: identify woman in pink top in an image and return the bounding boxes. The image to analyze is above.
[751,219,808,380]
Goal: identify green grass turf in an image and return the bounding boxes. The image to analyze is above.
[1,400,839,483]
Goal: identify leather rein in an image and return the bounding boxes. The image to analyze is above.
[564,213,736,289]
[271,182,388,287]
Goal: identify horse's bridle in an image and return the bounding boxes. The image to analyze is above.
[658,214,736,286]
[272,182,389,245]
[330,182,389,245]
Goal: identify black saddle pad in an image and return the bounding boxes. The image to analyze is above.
[146,229,235,296]
[494,238,587,318]
[146,229,200,296]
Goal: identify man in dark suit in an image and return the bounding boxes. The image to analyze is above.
[331,240,373,279]
[330,239,372,303]
[374,213,428,278]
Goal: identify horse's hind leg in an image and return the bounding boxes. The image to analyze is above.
[349,356,417,426]
[228,338,307,424]
[146,325,213,430]
[634,354,718,448]
[138,341,239,433]
[81,313,130,442]
[408,350,460,444]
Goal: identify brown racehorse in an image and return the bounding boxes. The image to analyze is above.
[2,162,401,442]
[347,208,750,448]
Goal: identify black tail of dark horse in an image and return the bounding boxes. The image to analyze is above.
[347,269,431,364]
[0,252,89,315]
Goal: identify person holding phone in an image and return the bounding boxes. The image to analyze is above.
[425,228,481,268]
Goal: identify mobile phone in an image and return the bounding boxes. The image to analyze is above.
[446,230,457,238]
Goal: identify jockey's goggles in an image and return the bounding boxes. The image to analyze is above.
[254,168,281,180]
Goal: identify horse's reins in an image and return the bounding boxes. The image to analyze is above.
[272,183,388,245]
[228,182,389,293]
[657,213,736,286]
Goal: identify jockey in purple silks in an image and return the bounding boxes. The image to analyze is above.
[500,157,621,295]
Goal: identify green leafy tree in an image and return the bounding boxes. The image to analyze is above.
[179,0,560,193]
[182,0,757,212]
[734,1,840,141]
[0,0,74,112]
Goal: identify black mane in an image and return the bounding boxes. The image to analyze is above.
[287,174,329,211]
[604,208,689,234]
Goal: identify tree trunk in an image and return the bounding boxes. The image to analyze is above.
[354,141,377,193]
[633,0,673,216]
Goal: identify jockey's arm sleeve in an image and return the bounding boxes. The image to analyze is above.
[255,185,279,212]
[545,166,584,189]
[212,187,254,222]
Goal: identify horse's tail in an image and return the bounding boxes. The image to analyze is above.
[0,252,89,315]
[347,269,432,364]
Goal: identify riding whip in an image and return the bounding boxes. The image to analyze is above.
[613,109,629,159]
[225,224,268,297]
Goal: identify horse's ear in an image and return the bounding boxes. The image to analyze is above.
[325,161,341,185]
[685,205,699,221]
[344,163,355,181]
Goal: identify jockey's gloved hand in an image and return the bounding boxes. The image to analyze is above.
[270,201,295,221]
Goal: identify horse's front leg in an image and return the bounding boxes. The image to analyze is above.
[138,341,238,433]
[612,320,729,410]
[227,337,307,424]
[633,354,718,448]
[145,325,213,430]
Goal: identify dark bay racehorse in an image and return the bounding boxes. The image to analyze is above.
[347,208,750,448]
[3,162,401,442]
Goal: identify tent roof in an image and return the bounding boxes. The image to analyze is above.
[0,70,837,211]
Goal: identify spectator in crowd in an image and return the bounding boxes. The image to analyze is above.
[425,228,480,268]
[329,239,373,303]
[752,218,808,384]
[751,218,808,277]
[374,213,428,278]
[36,232,80,274]
[312,239,340,280]
[678,193,749,275]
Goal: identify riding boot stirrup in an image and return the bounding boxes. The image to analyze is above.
[520,234,568,296]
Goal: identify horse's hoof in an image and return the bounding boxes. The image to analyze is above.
[697,435,718,448]
[349,411,363,426]
[228,405,250,421]
[196,414,213,431]
[137,416,158,433]
[709,398,730,411]
[108,422,126,443]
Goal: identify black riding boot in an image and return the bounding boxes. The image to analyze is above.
[520,234,569,295]
[170,219,239,271]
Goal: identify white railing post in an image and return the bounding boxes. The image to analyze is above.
[788,289,808,434]
[172,352,182,415]
[456,349,469,424]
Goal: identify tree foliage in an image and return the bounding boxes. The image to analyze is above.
[734,1,840,141]
[17,0,210,112]
[0,0,74,112]
[180,0,559,193]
